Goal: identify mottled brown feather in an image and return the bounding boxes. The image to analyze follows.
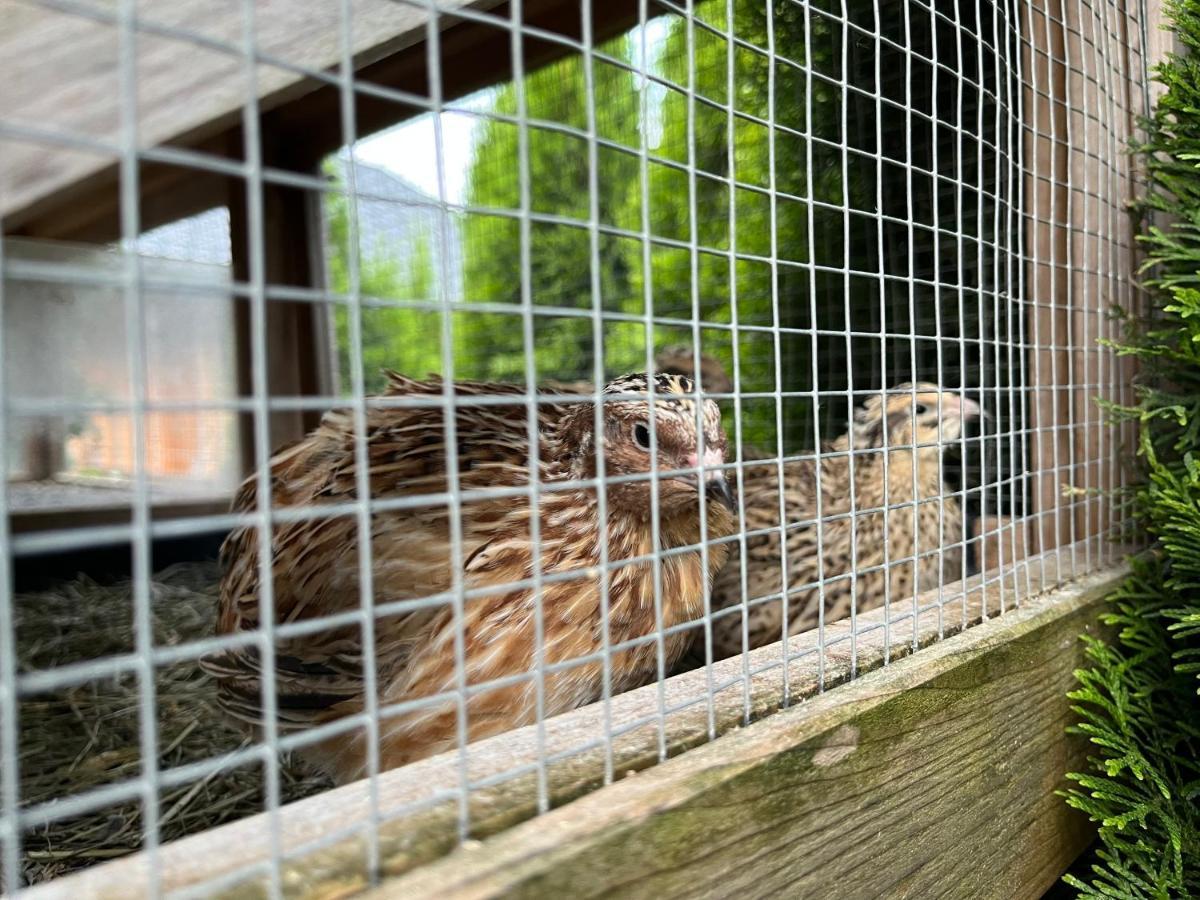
[708,384,977,658]
[203,371,734,783]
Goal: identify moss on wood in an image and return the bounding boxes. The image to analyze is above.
[376,571,1120,900]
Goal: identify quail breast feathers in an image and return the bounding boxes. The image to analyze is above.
[708,384,979,659]
[203,370,735,783]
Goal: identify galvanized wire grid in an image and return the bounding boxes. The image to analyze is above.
[0,0,1147,894]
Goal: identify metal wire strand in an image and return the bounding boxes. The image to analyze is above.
[0,0,1152,893]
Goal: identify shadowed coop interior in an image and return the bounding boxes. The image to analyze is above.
[0,0,1144,893]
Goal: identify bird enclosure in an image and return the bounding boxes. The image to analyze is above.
[0,0,1152,896]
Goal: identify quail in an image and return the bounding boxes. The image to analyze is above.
[203,371,735,782]
[707,384,979,658]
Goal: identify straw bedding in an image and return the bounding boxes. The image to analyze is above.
[13,562,331,885]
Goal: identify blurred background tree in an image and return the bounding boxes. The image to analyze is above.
[323,0,1011,478]
[323,160,442,393]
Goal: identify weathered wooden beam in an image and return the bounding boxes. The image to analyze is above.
[1025,0,1072,563]
[228,170,328,465]
[375,564,1120,900]
[8,499,228,535]
[0,0,496,230]
[2,0,640,241]
[22,549,1123,899]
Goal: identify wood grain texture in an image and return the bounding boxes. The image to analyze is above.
[971,514,1030,575]
[0,0,486,224]
[2,0,643,240]
[373,565,1119,900]
[21,548,1124,899]
[1022,0,1145,565]
[229,177,329,459]
[1024,0,1073,564]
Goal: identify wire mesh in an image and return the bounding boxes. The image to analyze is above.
[0,0,1148,893]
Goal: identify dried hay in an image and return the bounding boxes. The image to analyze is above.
[14,562,332,885]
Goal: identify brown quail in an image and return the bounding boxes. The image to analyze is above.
[203,372,736,782]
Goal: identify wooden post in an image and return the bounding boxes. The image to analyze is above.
[228,129,328,473]
[1025,0,1072,566]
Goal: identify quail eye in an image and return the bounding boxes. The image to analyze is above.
[633,422,652,450]
[914,403,929,415]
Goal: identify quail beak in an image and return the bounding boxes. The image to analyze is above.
[960,396,983,420]
[946,395,983,421]
[682,447,735,512]
[705,474,736,512]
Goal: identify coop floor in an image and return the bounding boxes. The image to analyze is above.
[13,563,332,885]
[8,479,226,512]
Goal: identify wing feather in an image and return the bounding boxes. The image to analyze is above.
[203,375,569,733]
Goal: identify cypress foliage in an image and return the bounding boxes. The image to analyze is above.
[1062,2,1200,895]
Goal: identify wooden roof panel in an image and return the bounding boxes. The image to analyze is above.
[0,0,498,226]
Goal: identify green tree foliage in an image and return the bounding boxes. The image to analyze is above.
[324,161,442,393]
[1062,2,1200,895]
[459,29,643,384]
[325,0,934,451]
[457,0,874,447]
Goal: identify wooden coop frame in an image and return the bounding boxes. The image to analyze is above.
[1,0,1156,895]
[4,0,651,536]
